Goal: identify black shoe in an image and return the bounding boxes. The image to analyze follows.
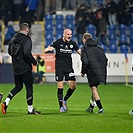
[129,110,133,116]
[28,108,41,115]
[0,93,3,103]
[86,107,93,113]
[96,108,104,114]
[1,102,8,114]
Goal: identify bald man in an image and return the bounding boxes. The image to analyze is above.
[44,28,81,112]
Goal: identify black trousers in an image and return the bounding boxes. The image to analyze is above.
[8,71,33,106]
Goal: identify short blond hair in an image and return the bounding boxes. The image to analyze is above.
[20,23,29,31]
[83,33,92,40]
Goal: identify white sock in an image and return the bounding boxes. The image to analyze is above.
[28,105,33,112]
[5,98,10,106]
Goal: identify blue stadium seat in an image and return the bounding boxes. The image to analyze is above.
[129,25,133,48]
[109,44,118,53]
[45,23,54,48]
[130,33,133,47]
[55,34,62,40]
[65,15,74,26]
[109,39,118,53]
[131,43,133,53]
[55,14,64,26]
[45,14,53,26]
[45,34,53,40]
[118,24,127,35]
[56,29,63,39]
[107,25,116,38]
[45,24,53,30]
[120,44,129,53]
[66,23,75,30]
[108,34,117,40]
[45,30,53,36]
[129,24,133,35]
[119,34,128,45]
[45,23,53,37]
[45,39,53,48]
[45,14,53,20]
[86,24,96,37]
[56,23,64,30]
[109,39,117,46]
[99,42,107,53]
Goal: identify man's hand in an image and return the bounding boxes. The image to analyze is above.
[44,46,54,53]
[48,46,54,51]
[81,73,85,77]
[77,49,81,55]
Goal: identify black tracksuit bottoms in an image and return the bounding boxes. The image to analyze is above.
[8,71,33,106]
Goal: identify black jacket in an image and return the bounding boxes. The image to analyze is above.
[81,38,108,85]
[8,32,37,75]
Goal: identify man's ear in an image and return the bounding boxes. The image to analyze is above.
[83,39,85,44]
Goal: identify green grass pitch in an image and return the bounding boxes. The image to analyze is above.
[0,83,133,133]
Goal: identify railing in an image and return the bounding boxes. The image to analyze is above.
[34,21,45,52]
[1,21,45,53]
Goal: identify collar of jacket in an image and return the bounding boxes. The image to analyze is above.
[85,38,97,46]
[20,31,28,36]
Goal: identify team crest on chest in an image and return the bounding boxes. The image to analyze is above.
[70,45,73,48]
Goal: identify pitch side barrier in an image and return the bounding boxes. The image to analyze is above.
[41,53,133,83]
[0,53,133,83]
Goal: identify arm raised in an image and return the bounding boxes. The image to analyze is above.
[44,46,54,53]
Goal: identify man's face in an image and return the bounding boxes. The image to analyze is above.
[63,29,72,43]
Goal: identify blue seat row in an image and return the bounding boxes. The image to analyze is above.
[44,14,133,53]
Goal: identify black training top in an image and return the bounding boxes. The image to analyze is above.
[8,32,37,75]
[51,38,79,68]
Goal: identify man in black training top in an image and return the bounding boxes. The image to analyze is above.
[1,23,41,115]
[44,28,81,112]
[81,33,108,113]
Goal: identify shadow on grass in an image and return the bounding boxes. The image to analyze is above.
[0,112,26,117]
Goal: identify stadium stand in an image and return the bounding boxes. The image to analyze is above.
[65,15,75,27]
[55,28,64,40]
[107,25,117,39]
[109,44,118,53]
[100,43,108,53]
[55,14,64,26]
[44,11,133,54]
[129,24,133,52]
[118,24,128,36]
[129,24,133,35]
[119,44,129,53]
[45,14,53,26]
[45,38,53,48]
[86,24,96,38]
[131,44,133,53]
[109,39,118,53]
[119,34,129,45]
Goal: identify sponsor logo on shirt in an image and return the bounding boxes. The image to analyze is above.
[60,49,72,53]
